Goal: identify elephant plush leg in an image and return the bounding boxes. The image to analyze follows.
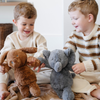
[18,85,30,98]
[62,87,74,100]
[29,82,41,97]
[53,88,63,99]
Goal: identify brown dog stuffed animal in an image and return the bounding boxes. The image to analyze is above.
[0,47,41,98]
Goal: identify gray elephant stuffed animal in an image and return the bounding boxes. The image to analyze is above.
[38,48,75,100]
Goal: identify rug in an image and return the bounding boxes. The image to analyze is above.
[5,83,98,100]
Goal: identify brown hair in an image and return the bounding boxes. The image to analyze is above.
[68,0,98,22]
[14,2,37,20]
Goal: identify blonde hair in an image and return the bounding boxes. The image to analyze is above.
[68,0,98,22]
[14,2,37,20]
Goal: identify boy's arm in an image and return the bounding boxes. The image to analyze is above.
[0,36,15,54]
[83,58,100,72]
[0,35,15,73]
[33,34,48,58]
[74,58,100,72]
[63,31,77,52]
[71,58,100,73]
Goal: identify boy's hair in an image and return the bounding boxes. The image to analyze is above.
[14,2,37,20]
[68,0,98,22]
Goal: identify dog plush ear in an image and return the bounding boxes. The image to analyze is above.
[20,47,37,53]
[0,51,9,64]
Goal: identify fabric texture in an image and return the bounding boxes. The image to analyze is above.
[5,83,98,100]
[72,74,97,95]
[5,83,62,100]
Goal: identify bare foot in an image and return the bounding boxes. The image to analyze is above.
[90,87,100,99]
[0,91,10,100]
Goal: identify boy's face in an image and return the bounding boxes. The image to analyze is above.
[69,10,90,33]
[13,16,35,40]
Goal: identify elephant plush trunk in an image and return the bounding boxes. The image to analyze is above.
[54,62,62,72]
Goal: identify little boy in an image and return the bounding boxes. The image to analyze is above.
[64,0,100,99]
[0,2,51,100]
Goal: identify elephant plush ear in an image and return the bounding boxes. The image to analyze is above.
[43,50,50,60]
[64,48,75,64]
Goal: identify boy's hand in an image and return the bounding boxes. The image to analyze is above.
[0,65,5,74]
[33,63,45,72]
[0,64,10,74]
[27,56,40,66]
[72,63,86,74]
[27,56,45,72]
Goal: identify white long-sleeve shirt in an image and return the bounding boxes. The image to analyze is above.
[0,31,47,58]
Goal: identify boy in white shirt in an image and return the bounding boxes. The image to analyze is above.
[0,2,51,100]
